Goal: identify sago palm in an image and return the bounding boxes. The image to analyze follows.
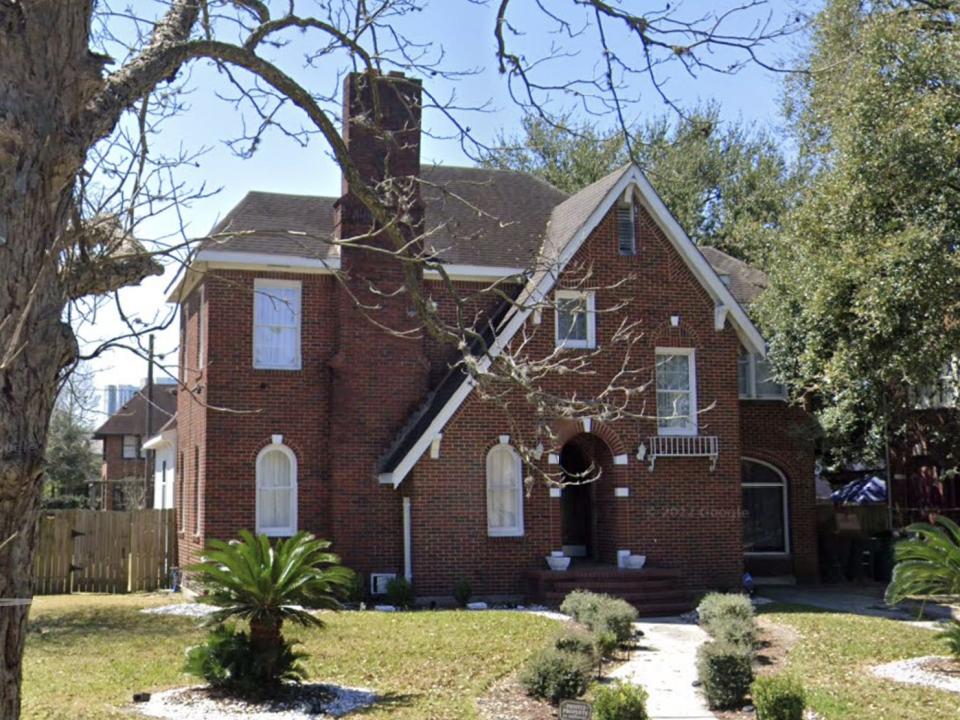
[190,531,355,673]
[885,515,960,605]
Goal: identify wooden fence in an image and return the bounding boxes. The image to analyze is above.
[33,509,177,594]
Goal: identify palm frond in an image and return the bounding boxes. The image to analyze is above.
[886,516,960,605]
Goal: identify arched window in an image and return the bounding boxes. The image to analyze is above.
[256,442,298,536]
[742,458,789,554]
[487,444,524,537]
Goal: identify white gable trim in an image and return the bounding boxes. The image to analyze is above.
[381,165,766,487]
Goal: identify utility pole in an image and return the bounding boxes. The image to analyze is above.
[144,334,154,509]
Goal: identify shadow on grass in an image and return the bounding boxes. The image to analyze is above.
[27,607,200,646]
[351,691,418,715]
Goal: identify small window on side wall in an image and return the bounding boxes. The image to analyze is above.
[253,279,302,370]
[655,349,698,436]
[555,290,596,349]
[122,435,138,459]
[617,205,636,255]
[486,444,524,537]
[256,442,298,537]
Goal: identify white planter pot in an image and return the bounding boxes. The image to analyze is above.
[545,556,571,571]
[626,554,646,570]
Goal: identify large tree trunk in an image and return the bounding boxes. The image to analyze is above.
[0,3,101,716]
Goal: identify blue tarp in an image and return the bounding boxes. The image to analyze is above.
[832,476,887,505]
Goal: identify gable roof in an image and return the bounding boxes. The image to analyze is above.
[193,166,762,307]
[93,384,177,438]
[378,164,767,486]
[699,246,768,305]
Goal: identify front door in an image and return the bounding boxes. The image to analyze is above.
[560,441,594,557]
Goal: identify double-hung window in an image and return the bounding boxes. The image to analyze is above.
[253,279,302,370]
[555,290,596,349]
[617,205,636,255]
[655,348,697,436]
[486,444,524,537]
[256,442,298,537]
[122,435,139,459]
[738,347,787,399]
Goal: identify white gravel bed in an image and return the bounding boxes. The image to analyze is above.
[136,684,377,719]
[142,603,219,618]
[872,656,960,694]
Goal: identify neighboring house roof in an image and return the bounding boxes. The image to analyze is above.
[378,165,767,486]
[195,166,762,307]
[93,384,177,438]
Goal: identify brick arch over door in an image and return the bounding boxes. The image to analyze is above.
[552,418,628,459]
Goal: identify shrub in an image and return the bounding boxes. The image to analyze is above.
[698,592,754,629]
[560,590,638,644]
[937,619,960,660]
[184,624,306,695]
[709,614,756,648]
[386,576,415,609]
[752,674,806,720]
[593,681,649,720]
[453,578,472,608]
[519,648,591,704]
[554,628,597,658]
[696,640,754,710]
[885,516,960,605]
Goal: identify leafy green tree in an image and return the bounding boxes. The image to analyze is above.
[189,531,354,689]
[483,108,795,268]
[758,0,960,463]
[42,408,98,509]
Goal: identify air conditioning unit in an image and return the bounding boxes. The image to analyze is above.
[370,572,397,596]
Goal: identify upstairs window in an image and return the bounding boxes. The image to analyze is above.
[486,444,524,537]
[655,349,697,436]
[739,348,787,399]
[555,290,596,349]
[122,435,139,459]
[253,279,302,370]
[617,205,636,255]
[256,442,298,537]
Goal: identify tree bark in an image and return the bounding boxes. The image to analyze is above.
[0,3,103,715]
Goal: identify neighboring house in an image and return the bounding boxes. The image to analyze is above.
[93,384,177,510]
[168,71,818,606]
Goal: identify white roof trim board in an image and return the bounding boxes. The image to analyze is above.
[379,164,767,487]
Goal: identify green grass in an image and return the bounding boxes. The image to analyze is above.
[761,604,958,720]
[22,594,557,720]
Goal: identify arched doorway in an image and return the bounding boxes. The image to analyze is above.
[560,433,613,559]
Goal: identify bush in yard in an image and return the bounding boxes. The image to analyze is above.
[520,648,591,704]
[698,593,754,629]
[696,640,755,710]
[592,680,650,720]
[560,590,638,644]
[187,530,354,692]
[751,674,806,720]
[386,576,415,609]
[554,628,597,658]
[185,624,307,695]
[936,619,960,660]
[708,614,756,648]
[453,578,472,608]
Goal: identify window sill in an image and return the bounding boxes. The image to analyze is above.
[253,366,303,372]
[744,551,791,557]
[487,530,525,539]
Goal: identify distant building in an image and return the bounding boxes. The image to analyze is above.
[102,384,138,417]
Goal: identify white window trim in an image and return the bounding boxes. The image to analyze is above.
[122,435,139,459]
[255,442,298,537]
[742,457,790,556]
[197,285,205,370]
[253,278,303,371]
[486,444,525,537]
[554,290,597,350]
[655,347,698,437]
[739,351,787,400]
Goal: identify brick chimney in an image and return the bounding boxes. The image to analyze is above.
[329,71,428,576]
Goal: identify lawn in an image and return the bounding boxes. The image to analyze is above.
[22,594,558,720]
[761,605,958,720]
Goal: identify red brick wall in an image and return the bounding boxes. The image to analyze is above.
[406,200,747,598]
[741,401,820,581]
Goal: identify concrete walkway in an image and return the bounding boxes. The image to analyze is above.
[759,585,955,626]
[611,618,716,720]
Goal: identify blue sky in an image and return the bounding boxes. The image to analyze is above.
[85,0,813,403]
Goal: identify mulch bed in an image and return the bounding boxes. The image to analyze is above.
[476,674,558,720]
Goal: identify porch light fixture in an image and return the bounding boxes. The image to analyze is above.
[670,315,681,327]
[636,442,647,462]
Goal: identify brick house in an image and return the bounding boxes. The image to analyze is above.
[167,71,818,607]
[93,383,177,510]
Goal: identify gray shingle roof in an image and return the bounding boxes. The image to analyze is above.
[202,165,762,306]
[93,384,177,438]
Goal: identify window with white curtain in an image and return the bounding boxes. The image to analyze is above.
[122,435,138,459]
[253,279,302,370]
[555,290,596,349]
[256,442,298,536]
[655,349,697,435]
[486,443,524,537]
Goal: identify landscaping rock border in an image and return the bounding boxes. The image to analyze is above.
[872,656,960,694]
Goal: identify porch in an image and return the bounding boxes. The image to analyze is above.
[525,562,691,616]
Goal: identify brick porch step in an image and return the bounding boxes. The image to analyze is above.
[526,565,692,616]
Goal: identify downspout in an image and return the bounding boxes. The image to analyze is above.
[402,497,412,582]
